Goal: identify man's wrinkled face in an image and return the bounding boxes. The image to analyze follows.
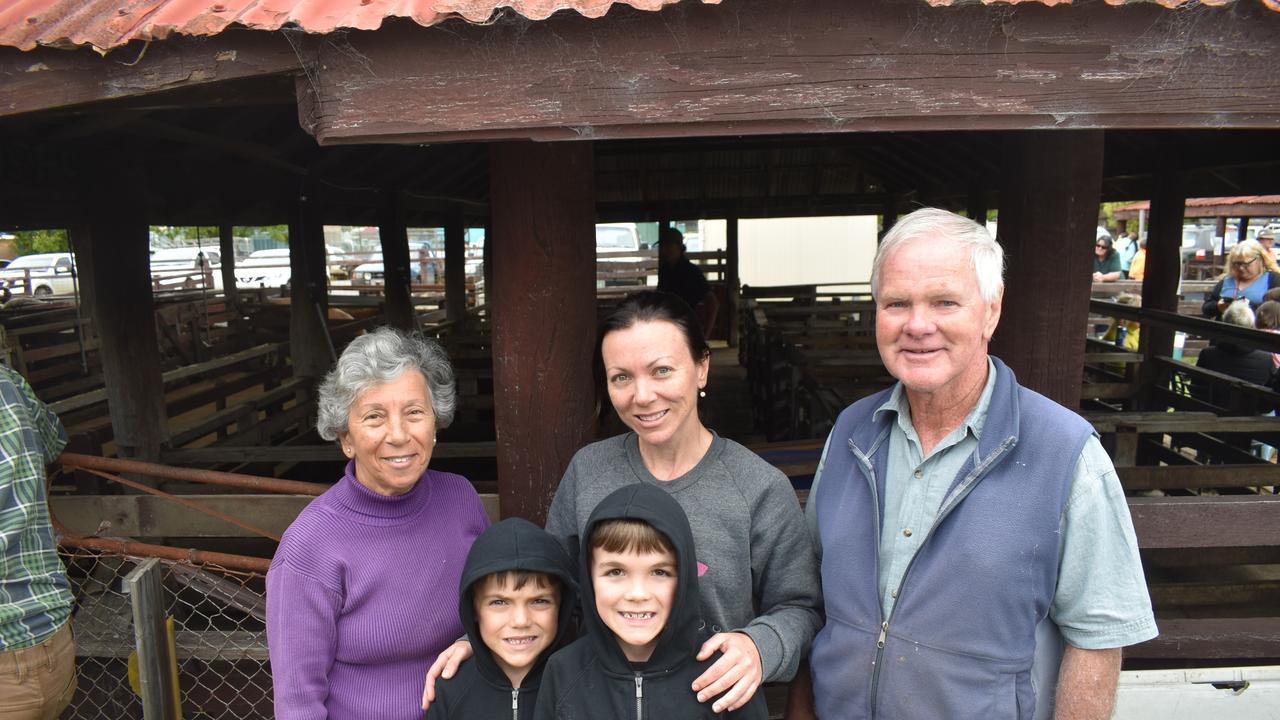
[875,236,1001,398]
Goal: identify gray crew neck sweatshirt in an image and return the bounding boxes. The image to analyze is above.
[545,431,823,682]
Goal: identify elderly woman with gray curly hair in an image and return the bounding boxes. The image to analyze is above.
[267,327,489,720]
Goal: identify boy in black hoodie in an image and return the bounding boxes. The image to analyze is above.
[426,518,578,720]
[533,484,768,720]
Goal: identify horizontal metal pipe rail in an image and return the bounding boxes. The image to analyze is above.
[57,452,328,496]
[58,534,271,574]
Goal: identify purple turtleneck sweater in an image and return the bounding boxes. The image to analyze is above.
[267,463,489,720]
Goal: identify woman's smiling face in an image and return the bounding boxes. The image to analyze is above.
[339,370,436,496]
[601,319,709,451]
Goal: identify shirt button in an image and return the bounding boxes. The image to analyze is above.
[914,469,923,479]
[903,528,913,537]
[891,589,899,599]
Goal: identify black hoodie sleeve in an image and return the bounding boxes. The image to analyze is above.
[531,656,561,720]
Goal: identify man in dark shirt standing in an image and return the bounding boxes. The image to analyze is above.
[657,227,719,334]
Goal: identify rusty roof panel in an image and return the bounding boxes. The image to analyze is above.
[3,0,1276,53]
[0,0,720,51]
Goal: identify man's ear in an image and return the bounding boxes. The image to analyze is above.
[984,290,1004,341]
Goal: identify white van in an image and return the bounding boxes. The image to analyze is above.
[0,252,76,296]
[234,249,292,288]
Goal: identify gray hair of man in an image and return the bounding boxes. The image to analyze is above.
[1222,298,1256,329]
[870,208,1006,305]
[315,326,457,441]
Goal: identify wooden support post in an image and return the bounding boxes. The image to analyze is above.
[1139,173,1186,409]
[70,200,167,463]
[482,218,494,308]
[445,208,467,324]
[991,130,1104,409]
[288,182,332,377]
[490,141,597,524]
[967,188,988,224]
[124,558,180,720]
[880,197,900,240]
[219,224,239,313]
[378,190,415,331]
[726,216,741,348]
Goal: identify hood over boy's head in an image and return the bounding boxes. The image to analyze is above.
[458,517,578,688]
[581,483,703,670]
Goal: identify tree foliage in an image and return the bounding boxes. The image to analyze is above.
[9,229,69,255]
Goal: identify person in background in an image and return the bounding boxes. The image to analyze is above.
[1202,239,1280,320]
[267,328,488,720]
[1195,300,1273,408]
[1258,230,1277,266]
[1093,234,1123,282]
[1127,237,1147,281]
[1255,300,1280,370]
[657,227,719,335]
[1102,293,1141,354]
[0,363,76,720]
[1114,231,1138,278]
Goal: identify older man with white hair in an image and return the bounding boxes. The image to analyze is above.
[804,208,1156,720]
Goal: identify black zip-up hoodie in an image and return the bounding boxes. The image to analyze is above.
[426,517,579,720]
[532,484,768,720]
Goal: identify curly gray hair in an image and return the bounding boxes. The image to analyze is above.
[316,327,456,441]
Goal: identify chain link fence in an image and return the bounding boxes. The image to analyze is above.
[59,545,272,720]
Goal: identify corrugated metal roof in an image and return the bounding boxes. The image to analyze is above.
[1116,196,1280,211]
[0,0,718,52]
[2,0,1275,53]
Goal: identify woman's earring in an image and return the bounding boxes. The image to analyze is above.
[699,389,707,398]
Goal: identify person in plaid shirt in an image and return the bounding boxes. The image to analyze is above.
[0,363,75,719]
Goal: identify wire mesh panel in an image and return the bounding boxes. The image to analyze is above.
[59,547,272,720]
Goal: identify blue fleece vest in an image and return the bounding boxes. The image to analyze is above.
[810,358,1093,720]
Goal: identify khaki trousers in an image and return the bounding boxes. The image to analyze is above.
[0,622,76,720]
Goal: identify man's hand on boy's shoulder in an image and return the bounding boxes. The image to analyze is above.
[692,632,763,714]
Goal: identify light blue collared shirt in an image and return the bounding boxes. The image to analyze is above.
[807,359,1157,649]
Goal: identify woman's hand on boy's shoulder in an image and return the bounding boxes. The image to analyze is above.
[421,639,474,711]
[692,632,763,714]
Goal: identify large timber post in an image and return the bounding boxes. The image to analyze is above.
[991,130,1105,409]
[379,190,415,331]
[70,183,167,463]
[489,141,597,524]
[1139,173,1187,408]
[219,224,239,314]
[725,215,740,347]
[288,180,333,377]
[444,208,467,324]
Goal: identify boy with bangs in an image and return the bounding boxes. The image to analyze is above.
[534,484,767,720]
[427,518,577,720]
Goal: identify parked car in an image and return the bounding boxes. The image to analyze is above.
[150,246,221,290]
[350,242,432,286]
[0,252,76,296]
[596,223,646,288]
[234,248,292,288]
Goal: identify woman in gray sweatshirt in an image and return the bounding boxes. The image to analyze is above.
[423,291,822,716]
[547,291,821,714]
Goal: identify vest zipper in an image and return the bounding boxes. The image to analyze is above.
[864,436,1016,718]
[634,673,644,720]
[512,688,519,720]
[851,444,888,719]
